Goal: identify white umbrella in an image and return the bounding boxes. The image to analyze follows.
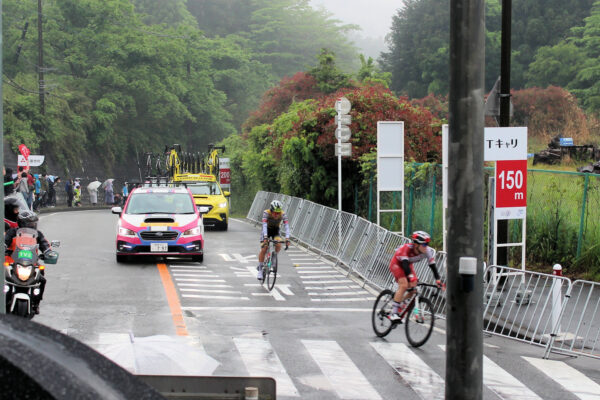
[102,178,115,189]
[100,333,219,376]
[87,181,101,192]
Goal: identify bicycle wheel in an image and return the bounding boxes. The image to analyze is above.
[405,296,435,347]
[266,251,277,291]
[260,253,270,286]
[371,289,395,337]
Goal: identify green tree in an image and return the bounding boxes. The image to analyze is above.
[308,48,352,94]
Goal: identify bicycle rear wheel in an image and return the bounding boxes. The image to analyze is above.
[405,297,434,347]
[371,289,395,337]
[266,251,277,291]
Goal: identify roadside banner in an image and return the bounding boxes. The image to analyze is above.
[18,155,45,167]
[18,144,30,160]
[219,158,231,187]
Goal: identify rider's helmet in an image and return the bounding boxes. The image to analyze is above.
[270,200,283,213]
[17,210,39,229]
[411,230,431,245]
[4,197,21,221]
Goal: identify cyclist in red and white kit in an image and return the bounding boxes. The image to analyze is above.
[388,231,442,321]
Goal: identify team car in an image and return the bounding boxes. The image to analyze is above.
[173,173,230,230]
[111,186,204,263]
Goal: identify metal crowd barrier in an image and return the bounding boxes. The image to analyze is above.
[248,191,600,360]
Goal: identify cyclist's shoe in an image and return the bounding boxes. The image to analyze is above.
[257,269,263,281]
[387,313,403,323]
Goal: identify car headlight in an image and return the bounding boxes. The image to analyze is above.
[16,264,33,281]
[118,227,136,237]
[218,202,228,208]
[183,226,201,237]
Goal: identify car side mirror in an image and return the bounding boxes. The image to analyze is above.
[111,207,122,215]
[223,191,230,197]
[51,240,60,248]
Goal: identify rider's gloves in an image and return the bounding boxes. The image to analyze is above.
[436,280,445,289]
[262,239,269,246]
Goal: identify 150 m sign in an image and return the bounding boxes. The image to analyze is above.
[495,159,527,219]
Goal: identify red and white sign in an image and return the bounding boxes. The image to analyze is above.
[219,158,231,186]
[495,159,527,219]
[18,155,45,167]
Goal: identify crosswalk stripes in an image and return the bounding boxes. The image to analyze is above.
[438,345,542,399]
[233,337,300,397]
[523,357,600,400]
[371,342,445,400]
[302,340,382,400]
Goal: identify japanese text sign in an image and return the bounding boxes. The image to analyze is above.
[495,159,527,219]
[484,127,527,161]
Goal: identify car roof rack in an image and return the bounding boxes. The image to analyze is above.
[142,176,187,188]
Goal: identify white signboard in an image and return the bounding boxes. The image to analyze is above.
[484,127,527,161]
[377,121,404,191]
[18,155,45,167]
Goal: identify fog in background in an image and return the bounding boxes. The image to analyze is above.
[311,0,402,60]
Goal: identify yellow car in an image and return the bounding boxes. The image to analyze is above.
[174,174,230,230]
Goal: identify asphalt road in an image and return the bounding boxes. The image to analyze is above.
[33,210,600,400]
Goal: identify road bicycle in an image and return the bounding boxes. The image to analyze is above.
[206,144,225,179]
[260,239,287,291]
[371,282,441,347]
[165,144,182,178]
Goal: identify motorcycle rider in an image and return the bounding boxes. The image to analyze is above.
[5,210,51,314]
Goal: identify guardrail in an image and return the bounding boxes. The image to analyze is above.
[249,191,600,360]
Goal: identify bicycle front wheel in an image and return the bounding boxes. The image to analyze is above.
[371,289,395,337]
[405,297,434,347]
[267,251,278,291]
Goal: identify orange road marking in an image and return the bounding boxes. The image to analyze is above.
[157,263,188,336]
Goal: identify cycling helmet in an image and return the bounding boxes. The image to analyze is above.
[17,210,39,229]
[270,200,283,213]
[412,230,431,245]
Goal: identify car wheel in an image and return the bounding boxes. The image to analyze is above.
[192,255,203,263]
[116,254,128,263]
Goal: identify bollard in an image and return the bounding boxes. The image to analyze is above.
[551,264,562,335]
[245,386,259,400]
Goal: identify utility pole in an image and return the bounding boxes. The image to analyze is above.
[497,0,512,267]
[1,0,5,312]
[446,0,485,398]
[38,0,45,115]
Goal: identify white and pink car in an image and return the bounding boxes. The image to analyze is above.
[111,186,204,263]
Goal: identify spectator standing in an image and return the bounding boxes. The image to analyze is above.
[104,179,114,205]
[47,175,56,207]
[87,178,101,206]
[19,167,35,210]
[40,173,49,206]
[65,178,74,207]
[74,178,82,207]
[16,172,30,209]
[4,167,15,196]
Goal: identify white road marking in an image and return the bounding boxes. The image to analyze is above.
[175,278,226,283]
[182,294,250,300]
[170,269,214,273]
[440,346,542,399]
[297,270,337,274]
[234,338,299,397]
[277,284,295,296]
[305,285,361,290]
[311,298,375,302]
[300,275,343,279]
[173,273,220,278]
[178,283,232,288]
[293,266,334,269]
[219,254,234,262]
[372,342,444,400]
[252,289,285,301]
[303,280,355,284]
[180,288,243,294]
[303,340,381,400]
[308,291,367,296]
[233,253,257,263]
[293,262,329,265]
[181,306,371,312]
[169,265,207,269]
[523,357,600,400]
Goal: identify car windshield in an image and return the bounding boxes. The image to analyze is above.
[125,193,195,214]
[187,182,221,195]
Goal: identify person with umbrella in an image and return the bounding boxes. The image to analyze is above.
[102,178,115,205]
[87,178,101,206]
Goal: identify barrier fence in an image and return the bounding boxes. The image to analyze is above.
[249,191,600,360]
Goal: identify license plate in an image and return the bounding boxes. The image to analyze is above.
[199,206,209,213]
[150,243,168,252]
[150,225,168,231]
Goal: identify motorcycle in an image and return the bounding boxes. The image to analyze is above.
[4,227,60,319]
